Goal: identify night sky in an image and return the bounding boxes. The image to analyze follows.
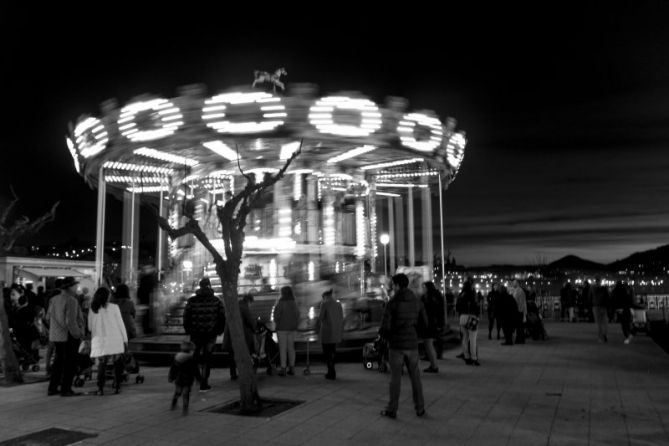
[2,3,669,266]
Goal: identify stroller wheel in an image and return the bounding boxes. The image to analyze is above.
[21,363,29,372]
[136,375,144,384]
[303,368,311,376]
[32,365,40,372]
[364,361,373,370]
[74,378,85,387]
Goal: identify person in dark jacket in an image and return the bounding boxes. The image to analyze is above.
[111,284,137,340]
[498,285,518,345]
[183,277,225,391]
[421,281,444,373]
[379,273,427,419]
[456,278,481,365]
[273,286,300,376]
[487,283,503,340]
[223,293,256,380]
[611,281,635,344]
[168,341,202,415]
[591,277,610,343]
[317,289,343,380]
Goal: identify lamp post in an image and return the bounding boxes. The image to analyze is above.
[380,233,390,277]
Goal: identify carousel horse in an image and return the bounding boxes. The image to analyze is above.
[252,67,287,92]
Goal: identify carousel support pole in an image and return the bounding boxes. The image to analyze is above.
[421,176,434,277]
[156,186,165,279]
[368,182,377,274]
[407,186,415,267]
[94,167,107,287]
[438,175,446,294]
[395,194,405,267]
[388,197,395,276]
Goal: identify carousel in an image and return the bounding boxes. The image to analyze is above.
[65,70,467,337]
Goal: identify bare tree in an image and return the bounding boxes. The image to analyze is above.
[157,144,301,413]
[0,188,58,384]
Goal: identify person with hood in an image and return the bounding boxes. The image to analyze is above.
[183,277,225,391]
[379,273,427,419]
[273,286,300,376]
[168,341,202,415]
[317,289,344,380]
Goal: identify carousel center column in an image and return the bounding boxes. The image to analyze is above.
[121,185,140,287]
[421,176,434,276]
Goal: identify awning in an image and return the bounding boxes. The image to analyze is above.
[16,267,90,280]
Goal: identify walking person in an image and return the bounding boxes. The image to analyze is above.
[168,341,201,415]
[499,285,518,345]
[317,289,343,380]
[510,280,527,344]
[456,278,481,365]
[273,286,300,376]
[183,278,225,391]
[611,281,634,344]
[592,277,610,343]
[88,287,128,395]
[421,281,444,373]
[46,277,85,396]
[379,273,427,419]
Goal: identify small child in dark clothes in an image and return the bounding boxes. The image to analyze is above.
[168,341,201,414]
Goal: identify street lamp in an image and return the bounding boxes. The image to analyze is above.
[380,233,390,277]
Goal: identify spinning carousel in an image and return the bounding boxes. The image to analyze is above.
[65,71,467,305]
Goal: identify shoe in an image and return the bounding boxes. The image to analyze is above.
[60,390,82,397]
[471,360,480,366]
[95,388,104,396]
[416,409,426,417]
[47,389,59,396]
[380,410,396,419]
[455,353,465,359]
[199,384,212,392]
[465,359,473,365]
[624,337,631,344]
[423,366,439,373]
[287,367,295,376]
[278,367,286,377]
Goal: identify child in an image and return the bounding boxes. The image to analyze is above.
[168,341,201,414]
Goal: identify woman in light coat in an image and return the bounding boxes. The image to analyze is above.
[88,287,128,395]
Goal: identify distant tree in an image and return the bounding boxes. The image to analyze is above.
[0,188,58,384]
[156,144,301,413]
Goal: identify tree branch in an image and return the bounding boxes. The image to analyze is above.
[157,216,225,266]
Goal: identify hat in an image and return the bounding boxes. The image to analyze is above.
[199,277,211,288]
[60,277,79,289]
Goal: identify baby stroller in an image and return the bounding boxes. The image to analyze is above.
[525,312,548,341]
[362,335,389,373]
[253,320,279,375]
[9,329,40,372]
[73,340,94,387]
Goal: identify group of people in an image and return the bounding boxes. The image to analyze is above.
[171,278,345,413]
[3,277,137,396]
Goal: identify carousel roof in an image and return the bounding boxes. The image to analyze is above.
[66,82,467,195]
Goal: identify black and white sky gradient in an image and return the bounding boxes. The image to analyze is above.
[2,2,669,266]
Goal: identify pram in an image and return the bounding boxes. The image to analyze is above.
[73,341,144,388]
[9,328,40,372]
[631,308,650,335]
[253,320,279,375]
[362,335,389,373]
[525,312,548,341]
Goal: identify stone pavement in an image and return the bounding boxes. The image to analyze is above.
[1,322,668,446]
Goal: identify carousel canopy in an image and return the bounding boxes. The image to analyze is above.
[66,82,467,195]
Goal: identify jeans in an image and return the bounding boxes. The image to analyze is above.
[322,343,337,378]
[48,335,79,394]
[277,331,296,368]
[423,338,438,368]
[593,306,608,341]
[462,328,478,360]
[386,348,424,414]
[192,336,216,387]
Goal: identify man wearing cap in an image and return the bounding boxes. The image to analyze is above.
[183,277,225,392]
[45,277,85,396]
[317,289,343,380]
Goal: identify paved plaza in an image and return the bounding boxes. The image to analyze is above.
[1,322,668,446]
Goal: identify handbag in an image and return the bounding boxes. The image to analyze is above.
[78,339,91,355]
[465,315,479,331]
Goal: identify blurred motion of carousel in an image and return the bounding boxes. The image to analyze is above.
[65,71,467,356]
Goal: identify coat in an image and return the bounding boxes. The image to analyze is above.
[422,289,445,338]
[183,287,226,338]
[317,298,344,344]
[273,298,300,331]
[380,288,427,350]
[88,303,128,358]
[111,297,137,339]
[46,291,84,342]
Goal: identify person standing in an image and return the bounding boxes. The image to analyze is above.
[88,287,128,395]
[499,285,518,345]
[611,280,634,344]
[592,277,610,343]
[273,286,300,376]
[379,274,427,419]
[46,277,85,396]
[487,283,503,340]
[317,289,343,380]
[510,280,527,344]
[111,284,137,340]
[421,281,444,373]
[168,341,201,415]
[183,278,225,391]
[456,278,481,365]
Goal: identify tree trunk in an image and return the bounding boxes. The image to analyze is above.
[0,302,23,384]
[220,274,261,413]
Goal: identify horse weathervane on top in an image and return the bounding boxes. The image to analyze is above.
[252,67,287,93]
